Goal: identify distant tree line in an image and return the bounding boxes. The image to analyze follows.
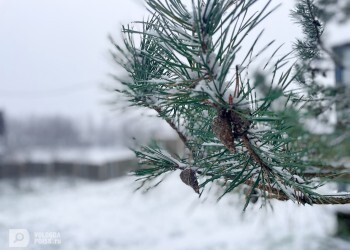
[5,115,123,150]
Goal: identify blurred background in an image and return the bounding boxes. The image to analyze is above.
[0,0,350,249]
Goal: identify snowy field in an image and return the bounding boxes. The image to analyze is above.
[0,174,350,250]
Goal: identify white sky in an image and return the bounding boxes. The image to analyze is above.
[0,0,347,121]
[0,0,146,120]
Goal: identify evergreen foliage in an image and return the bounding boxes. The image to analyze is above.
[110,0,350,208]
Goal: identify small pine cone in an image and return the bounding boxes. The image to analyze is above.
[180,168,199,194]
[246,188,259,204]
[230,108,251,136]
[212,115,236,153]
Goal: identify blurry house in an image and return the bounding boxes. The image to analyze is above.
[334,42,350,87]
[333,42,350,129]
[333,42,350,237]
[333,43,350,188]
[0,110,6,160]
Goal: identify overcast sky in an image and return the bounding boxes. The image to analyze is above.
[0,0,348,121]
[0,0,147,120]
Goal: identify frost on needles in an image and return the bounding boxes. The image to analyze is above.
[110,0,350,209]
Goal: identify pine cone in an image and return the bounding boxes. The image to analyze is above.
[180,168,199,194]
[212,114,236,153]
[230,108,251,136]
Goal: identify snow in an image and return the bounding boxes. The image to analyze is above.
[202,142,224,147]
[0,174,349,250]
[194,79,218,101]
[159,149,187,168]
[331,158,350,168]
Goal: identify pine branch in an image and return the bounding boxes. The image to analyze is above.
[304,0,341,65]
[153,105,191,151]
[292,0,342,65]
[111,0,350,208]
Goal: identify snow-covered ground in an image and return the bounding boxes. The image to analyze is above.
[0,174,349,250]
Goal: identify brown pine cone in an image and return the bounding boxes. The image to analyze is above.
[180,168,200,194]
[212,114,236,153]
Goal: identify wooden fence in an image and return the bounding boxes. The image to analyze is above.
[0,158,138,181]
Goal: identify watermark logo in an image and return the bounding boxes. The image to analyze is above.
[9,229,61,248]
[34,231,61,245]
[9,229,30,248]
